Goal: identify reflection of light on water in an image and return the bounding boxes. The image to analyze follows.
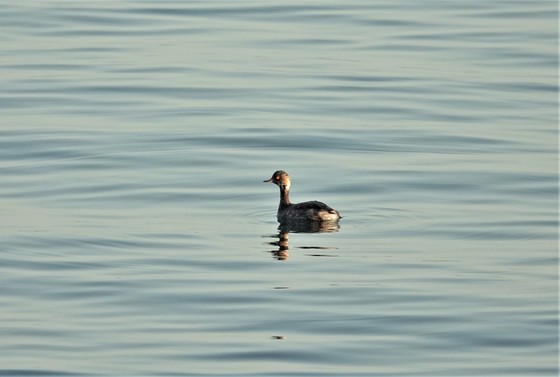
[265,221,340,260]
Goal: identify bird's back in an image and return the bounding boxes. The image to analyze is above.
[278,200,341,223]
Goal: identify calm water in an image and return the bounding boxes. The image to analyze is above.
[1,1,558,376]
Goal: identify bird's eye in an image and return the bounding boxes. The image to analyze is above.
[275,176,279,180]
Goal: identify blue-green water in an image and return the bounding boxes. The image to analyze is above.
[1,1,558,376]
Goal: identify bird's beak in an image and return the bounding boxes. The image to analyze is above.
[263,178,273,183]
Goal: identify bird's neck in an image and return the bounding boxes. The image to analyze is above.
[279,185,292,210]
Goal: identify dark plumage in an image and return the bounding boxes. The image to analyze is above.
[263,170,341,223]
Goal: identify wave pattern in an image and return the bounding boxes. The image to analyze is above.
[0,1,557,376]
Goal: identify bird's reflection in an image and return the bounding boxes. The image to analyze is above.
[265,221,340,260]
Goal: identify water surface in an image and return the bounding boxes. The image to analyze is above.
[0,1,558,376]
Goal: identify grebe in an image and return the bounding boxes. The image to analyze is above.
[263,170,341,223]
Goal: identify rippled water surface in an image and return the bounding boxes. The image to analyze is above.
[1,1,558,376]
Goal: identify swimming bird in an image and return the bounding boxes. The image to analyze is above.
[263,170,341,223]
